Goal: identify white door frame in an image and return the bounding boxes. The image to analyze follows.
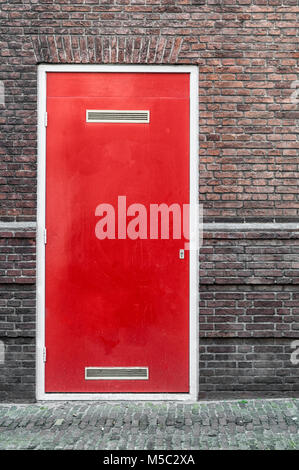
[36,64,199,401]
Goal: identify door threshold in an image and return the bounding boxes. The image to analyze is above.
[37,392,197,401]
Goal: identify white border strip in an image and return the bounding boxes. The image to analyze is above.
[36,64,199,401]
[36,64,47,402]
[189,66,199,402]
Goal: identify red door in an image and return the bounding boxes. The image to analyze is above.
[45,72,190,393]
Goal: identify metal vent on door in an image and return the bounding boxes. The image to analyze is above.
[85,367,149,380]
[86,110,150,123]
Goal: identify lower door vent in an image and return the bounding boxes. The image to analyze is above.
[85,367,149,380]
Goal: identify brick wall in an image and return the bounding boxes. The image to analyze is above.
[199,229,299,398]
[199,337,299,398]
[0,230,35,401]
[200,230,299,336]
[0,0,298,401]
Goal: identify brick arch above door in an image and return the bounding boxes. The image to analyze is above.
[31,35,187,64]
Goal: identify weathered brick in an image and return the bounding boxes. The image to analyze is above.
[1,0,299,402]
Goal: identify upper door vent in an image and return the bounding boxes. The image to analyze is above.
[86,110,150,123]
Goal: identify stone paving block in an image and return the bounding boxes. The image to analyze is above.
[0,399,298,450]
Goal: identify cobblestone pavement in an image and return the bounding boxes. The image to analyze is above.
[0,399,298,450]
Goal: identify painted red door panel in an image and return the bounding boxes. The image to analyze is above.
[45,72,190,393]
